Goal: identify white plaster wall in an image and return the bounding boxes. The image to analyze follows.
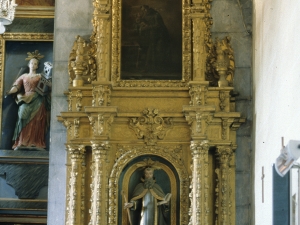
[253,1,300,224]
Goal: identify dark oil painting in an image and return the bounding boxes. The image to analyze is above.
[121,0,182,80]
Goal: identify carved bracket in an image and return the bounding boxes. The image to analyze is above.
[128,108,173,145]
[85,106,118,139]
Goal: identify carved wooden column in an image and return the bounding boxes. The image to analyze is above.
[66,144,86,225]
[215,146,234,225]
[190,140,210,225]
[89,141,110,225]
[86,103,117,225]
[92,0,110,82]
[190,0,212,81]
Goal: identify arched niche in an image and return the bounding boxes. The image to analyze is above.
[108,145,189,225]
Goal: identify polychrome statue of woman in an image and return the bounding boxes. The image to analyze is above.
[6,51,51,150]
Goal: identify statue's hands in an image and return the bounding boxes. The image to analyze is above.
[5,86,18,98]
[124,202,133,209]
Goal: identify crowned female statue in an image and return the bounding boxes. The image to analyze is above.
[6,50,51,150]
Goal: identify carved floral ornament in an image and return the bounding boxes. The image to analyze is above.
[129,108,173,145]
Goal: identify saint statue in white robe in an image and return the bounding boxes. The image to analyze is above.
[124,167,171,225]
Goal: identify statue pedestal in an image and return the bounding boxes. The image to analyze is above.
[0,150,48,223]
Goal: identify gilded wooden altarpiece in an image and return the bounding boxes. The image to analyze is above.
[58,0,245,225]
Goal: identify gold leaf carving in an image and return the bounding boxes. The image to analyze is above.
[128,108,173,145]
[109,145,189,225]
[206,37,235,87]
[68,36,97,86]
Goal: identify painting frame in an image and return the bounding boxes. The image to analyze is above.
[0,33,54,149]
[15,6,54,18]
[111,0,192,87]
[15,0,55,18]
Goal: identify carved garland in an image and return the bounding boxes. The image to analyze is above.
[108,145,189,225]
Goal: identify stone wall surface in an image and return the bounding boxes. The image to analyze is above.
[211,0,252,224]
[47,0,93,224]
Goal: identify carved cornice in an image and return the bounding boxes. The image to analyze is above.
[128,108,173,145]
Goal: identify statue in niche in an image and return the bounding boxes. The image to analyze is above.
[124,159,172,225]
[6,50,52,150]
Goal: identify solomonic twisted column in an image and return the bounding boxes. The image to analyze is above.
[66,145,86,225]
[89,141,110,225]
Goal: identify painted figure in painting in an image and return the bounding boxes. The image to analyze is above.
[6,50,51,150]
[135,5,169,72]
[124,167,171,225]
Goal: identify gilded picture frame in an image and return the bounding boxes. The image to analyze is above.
[15,0,55,18]
[0,33,54,149]
[111,0,192,87]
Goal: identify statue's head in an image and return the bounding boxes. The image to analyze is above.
[144,167,154,180]
[28,58,39,70]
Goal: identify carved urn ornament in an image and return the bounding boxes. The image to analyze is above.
[206,37,235,87]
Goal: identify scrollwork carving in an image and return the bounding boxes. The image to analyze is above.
[128,108,173,145]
